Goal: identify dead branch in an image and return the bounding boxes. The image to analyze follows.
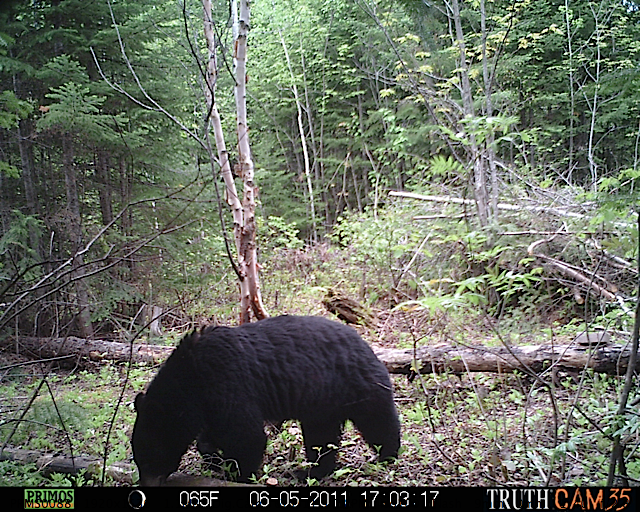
[389,190,588,220]
[587,237,638,274]
[527,238,632,317]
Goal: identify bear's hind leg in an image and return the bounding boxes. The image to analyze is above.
[300,420,342,479]
[350,401,400,461]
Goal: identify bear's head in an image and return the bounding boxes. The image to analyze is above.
[132,392,189,486]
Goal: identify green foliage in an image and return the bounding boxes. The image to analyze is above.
[258,216,304,251]
[0,89,31,129]
[329,202,551,327]
[592,168,640,260]
[398,295,472,315]
[37,81,125,143]
[90,278,142,324]
[36,55,90,88]
[428,154,464,178]
[0,461,48,487]
[330,205,426,298]
[29,398,87,430]
[0,211,43,280]
[0,160,20,178]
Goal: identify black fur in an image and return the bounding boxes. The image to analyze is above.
[132,315,400,484]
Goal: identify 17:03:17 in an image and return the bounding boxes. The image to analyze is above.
[360,490,439,507]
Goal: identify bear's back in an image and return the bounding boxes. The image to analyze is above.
[186,315,391,421]
[194,315,385,372]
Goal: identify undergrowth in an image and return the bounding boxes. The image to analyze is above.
[1,203,638,486]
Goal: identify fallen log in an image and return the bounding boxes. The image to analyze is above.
[2,334,637,376]
[0,447,134,484]
[5,336,172,366]
[373,341,636,377]
[0,447,233,486]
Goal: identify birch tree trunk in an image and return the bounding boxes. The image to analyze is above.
[232,0,268,322]
[564,0,576,182]
[203,0,267,323]
[585,4,602,192]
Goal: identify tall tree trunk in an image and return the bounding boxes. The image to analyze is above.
[358,95,381,220]
[62,135,93,339]
[203,0,242,238]
[586,4,602,192]
[17,119,38,215]
[564,0,576,183]
[119,156,132,235]
[12,58,39,231]
[301,43,322,235]
[96,150,113,226]
[279,30,317,243]
[480,0,498,223]
[450,0,488,227]
[14,62,41,257]
[17,118,41,254]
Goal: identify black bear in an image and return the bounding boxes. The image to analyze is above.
[132,315,400,485]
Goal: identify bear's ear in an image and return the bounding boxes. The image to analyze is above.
[134,392,146,412]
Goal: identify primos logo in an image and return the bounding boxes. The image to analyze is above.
[24,489,74,509]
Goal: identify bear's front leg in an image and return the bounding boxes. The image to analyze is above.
[200,420,266,482]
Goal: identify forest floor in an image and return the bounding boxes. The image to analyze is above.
[0,307,628,487]
[228,310,624,487]
[0,246,635,487]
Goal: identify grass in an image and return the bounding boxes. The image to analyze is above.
[0,361,148,485]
